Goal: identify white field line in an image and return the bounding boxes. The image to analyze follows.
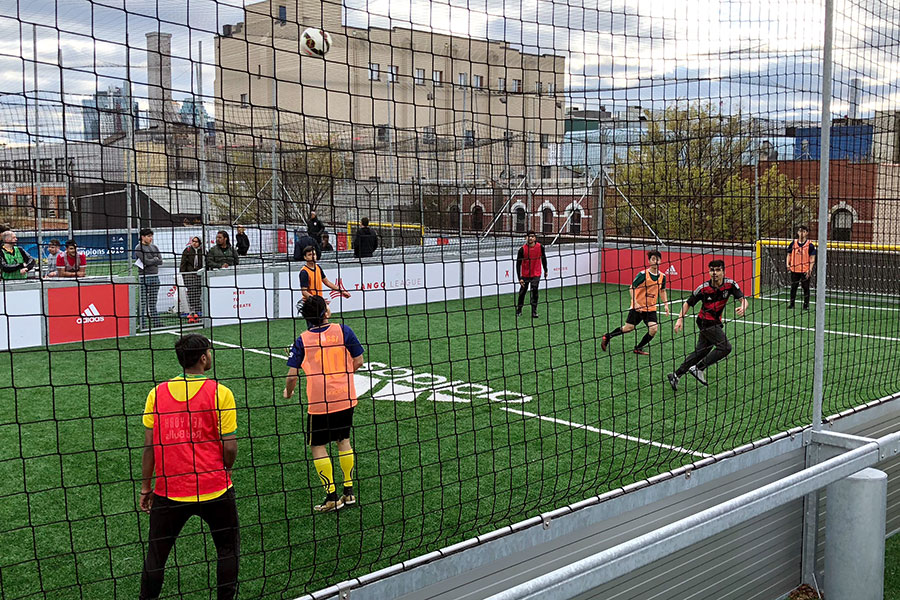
[727,318,900,343]
[500,407,713,458]
[758,294,900,313]
[164,331,288,359]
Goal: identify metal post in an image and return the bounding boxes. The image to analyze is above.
[823,468,887,600]
[197,41,209,251]
[387,76,396,247]
[270,49,280,258]
[754,156,761,243]
[32,25,43,259]
[124,36,135,278]
[59,47,73,240]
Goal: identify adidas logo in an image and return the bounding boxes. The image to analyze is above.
[76,304,105,324]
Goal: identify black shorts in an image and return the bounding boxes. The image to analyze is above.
[306,407,354,446]
[790,271,810,283]
[626,309,658,326]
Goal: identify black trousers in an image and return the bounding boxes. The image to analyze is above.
[789,271,810,305]
[676,323,732,376]
[140,488,240,600]
[517,277,541,310]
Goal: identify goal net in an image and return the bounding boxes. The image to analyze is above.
[346,221,425,250]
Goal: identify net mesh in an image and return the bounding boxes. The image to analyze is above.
[1,0,900,598]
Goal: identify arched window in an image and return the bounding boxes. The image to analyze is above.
[832,209,853,241]
[569,209,582,234]
[514,207,527,233]
[542,207,554,234]
[471,205,484,231]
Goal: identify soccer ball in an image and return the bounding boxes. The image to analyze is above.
[300,28,333,58]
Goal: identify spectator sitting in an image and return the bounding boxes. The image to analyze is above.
[306,210,325,241]
[44,239,62,277]
[57,240,87,277]
[292,231,321,261]
[353,217,379,258]
[0,230,37,280]
[320,232,334,253]
[207,230,240,269]
[235,226,250,256]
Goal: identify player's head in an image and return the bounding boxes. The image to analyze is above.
[708,259,725,281]
[48,239,61,253]
[361,217,370,227]
[216,230,229,246]
[302,295,330,327]
[174,334,212,371]
[796,225,809,239]
[303,246,317,262]
[65,240,78,256]
[647,250,662,266]
[526,230,537,244]
[139,228,153,243]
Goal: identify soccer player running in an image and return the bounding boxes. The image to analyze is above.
[284,295,365,512]
[786,225,816,310]
[515,231,548,319]
[667,260,748,391]
[139,334,239,600]
[601,250,671,355]
[299,246,351,302]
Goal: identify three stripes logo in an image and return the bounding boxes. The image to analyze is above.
[76,303,105,324]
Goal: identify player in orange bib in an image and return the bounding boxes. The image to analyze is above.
[601,250,671,355]
[284,295,365,512]
[786,225,817,310]
[139,334,239,599]
[299,245,351,302]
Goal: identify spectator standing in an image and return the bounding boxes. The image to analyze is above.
[0,230,37,281]
[134,228,163,328]
[139,334,240,599]
[306,211,325,242]
[56,240,87,278]
[320,233,334,253]
[292,231,321,262]
[235,226,250,257]
[207,231,239,270]
[43,239,62,277]
[353,217,378,259]
[180,236,204,315]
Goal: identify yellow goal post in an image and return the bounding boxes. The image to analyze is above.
[346,221,425,249]
[754,238,900,298]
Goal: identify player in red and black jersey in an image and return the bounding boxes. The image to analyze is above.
[667,259,748,391]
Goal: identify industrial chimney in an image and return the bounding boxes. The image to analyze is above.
[146,32,175,127]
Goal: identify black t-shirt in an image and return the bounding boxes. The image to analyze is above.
[686,278,744,326]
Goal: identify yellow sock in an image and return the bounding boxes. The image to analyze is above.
[313,457,335,494]
[338,450,355,489]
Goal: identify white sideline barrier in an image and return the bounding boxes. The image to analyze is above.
[0,288,43,350]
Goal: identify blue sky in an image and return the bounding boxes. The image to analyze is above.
[1,0,899,143]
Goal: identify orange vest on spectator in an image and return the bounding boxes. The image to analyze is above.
[788,241,814,273]
[300,323,358,415]
[152,379,231,498]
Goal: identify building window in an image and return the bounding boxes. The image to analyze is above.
[569,209,582,234]
[473,74,483,89]
[504,131,513,148]
[415,68,425,85]
[547,83,555,94]
[542,207,554,234]
[433,70,443,86]
[369,63,380,81]
[514,207,527,233]
[277,5,287,24]
[535,81,542,94]
[239,93,248,108]
[458,72,468,87]
[471,205,484,231]
[832,208,853,241]
[464,130,475,147]
[540,133,549,149]
[388,65,398,83]
[377,125,390,145]
[498,77,506,91]
[512,79,522,93]
[541,166,552,179]
[423,126,436,144]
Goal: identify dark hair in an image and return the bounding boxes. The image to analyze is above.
[174,334,211,369]
[302,245,316,258]
[217,230,230,244]
[647,250,662,260]
[140,228,153,237]
[302,295,328,327]
[526,230,536,237]
[360,217,369,227]
[797,225,809,232]
[708,259,726,270]
[49,238,61,247]
[65,240,77,248]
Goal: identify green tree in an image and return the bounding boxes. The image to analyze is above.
[611,102,815,243]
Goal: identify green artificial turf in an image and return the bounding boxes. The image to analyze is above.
[0,282,897,599]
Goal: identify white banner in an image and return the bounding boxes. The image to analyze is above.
[208,271,273,326]
[0,288,43,350]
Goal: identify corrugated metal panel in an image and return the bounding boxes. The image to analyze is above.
[392,448,806,600]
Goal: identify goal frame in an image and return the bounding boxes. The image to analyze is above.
[346,221,425,249]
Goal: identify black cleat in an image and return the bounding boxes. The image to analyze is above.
[802,304,810,310]
[532,311,538,319]
[515,308,522,317]
[688,365,708,386]
[667,372,679,391]
[601,335,610,351]
[633,348,649,356]
[788,302,795,309]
